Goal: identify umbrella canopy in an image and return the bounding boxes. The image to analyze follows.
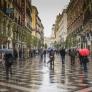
[0,49,13,54]
[79,48,90,56]
[48,47,53,51]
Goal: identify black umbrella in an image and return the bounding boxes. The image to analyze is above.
[0,49,13,54]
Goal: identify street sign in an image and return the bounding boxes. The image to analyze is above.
[6,8,14,14]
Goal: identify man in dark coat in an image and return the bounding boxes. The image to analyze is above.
[69,49,76,65]
[43,49,46,62]
[49,49,55,66]
[4,53,13,79]
[13,48,18,61]
[60,48,66,64]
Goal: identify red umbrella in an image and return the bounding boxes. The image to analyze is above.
[79,48,90,56]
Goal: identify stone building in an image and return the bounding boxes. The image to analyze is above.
[58,9,67,48]
[66,0,92,50]
[31,6,44,49]
[66,0,84,48]
[53,9,67,48]
[54,13,62,47]
[83,0,92,50]
[0,0,32,58]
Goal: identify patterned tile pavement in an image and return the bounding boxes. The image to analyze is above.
[0,55,92,92]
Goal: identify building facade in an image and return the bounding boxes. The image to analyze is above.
[31,6,44,49]
[53,9,67,48]
[36,16,44,48]
[66,0,92,50]
[0,0,32,58]
[58,9,67,48]
[54,14,62,47]
[66,0,84,48]
[83,0,92,50]
[31,6,38,37]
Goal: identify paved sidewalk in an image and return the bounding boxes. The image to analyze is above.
[0,55,92,92]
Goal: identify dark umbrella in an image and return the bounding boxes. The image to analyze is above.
[0,49,13,54]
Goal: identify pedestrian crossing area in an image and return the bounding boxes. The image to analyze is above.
[0,56,92,92]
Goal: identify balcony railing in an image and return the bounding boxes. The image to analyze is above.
[13,0,21,12]
[0,8,10,17]
[26,8,31,16]
[15,17,17,23]
[27,23,32,30]
[83,8,92,24]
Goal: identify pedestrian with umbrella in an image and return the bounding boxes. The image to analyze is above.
[3,49,14,79]
[77,49,83,66]
[78,48,90,72]
[48,49,55,68]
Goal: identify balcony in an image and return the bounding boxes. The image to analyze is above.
[27,23,32,30]
[10,13,14,19]
[0,8,7,15]
[83,8,92,24]
[15,17,17,23]
[0,8,15,18]
[18,19,20,25]
[13,0,21,12]
[83,0,91,11]
[26,9,31,17]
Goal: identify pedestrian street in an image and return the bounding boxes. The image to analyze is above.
[0,55,92,92]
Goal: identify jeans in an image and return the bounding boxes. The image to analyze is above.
[82,62,87,72]
[5,64,12,79]
[61,56,65,64]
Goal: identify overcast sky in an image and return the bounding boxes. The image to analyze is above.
[32,0,70,37]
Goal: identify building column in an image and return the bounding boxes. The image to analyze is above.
[0,18,4,49]
[0,17,8,49]
[8,21,14,49]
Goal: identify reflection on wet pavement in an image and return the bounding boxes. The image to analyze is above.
[0,55,92,92]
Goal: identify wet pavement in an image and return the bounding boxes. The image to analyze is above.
[0,55,92,92]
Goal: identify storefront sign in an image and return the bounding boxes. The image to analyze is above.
[6,8,14,14]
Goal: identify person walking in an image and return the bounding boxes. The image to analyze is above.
[19,48,22,60]
[78,51,83,66]
[78,48,90,72]
[13,48,18,62]
[43,49,46,62]
[69,49,76,65]
[49,49,55,67]
[39,48,43,62]
[29,49,33,58]
[82,56,89,72]
[4,53,13,79]
[60,48,66,64]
